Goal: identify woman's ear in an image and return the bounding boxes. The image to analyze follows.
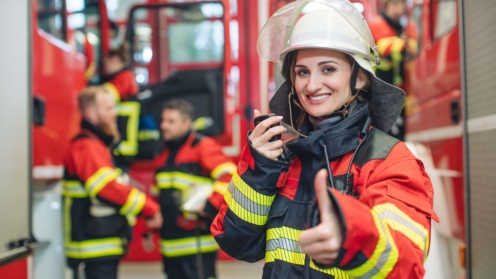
[355,71,365,90]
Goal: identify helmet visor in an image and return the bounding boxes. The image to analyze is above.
[257,0,378,63]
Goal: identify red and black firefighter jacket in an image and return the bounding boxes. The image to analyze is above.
[212,104,439,278]
[370,12,418,88]
[62,120,159,262]
[102,69,140,158]
[153,132,236,261]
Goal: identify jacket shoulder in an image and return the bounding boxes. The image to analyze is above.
[354,127,400,168]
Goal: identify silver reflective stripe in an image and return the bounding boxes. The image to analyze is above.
[228,181,271,216]
[266,238,302,254]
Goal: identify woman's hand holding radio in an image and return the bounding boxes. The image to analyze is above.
[249,109,287,160]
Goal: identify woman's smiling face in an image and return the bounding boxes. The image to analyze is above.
[294,48,357,119]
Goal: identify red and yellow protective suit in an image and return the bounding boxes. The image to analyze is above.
[153,132,236,272]
[62,120,159,264]
[370,12,418,87]
[212,104,438,278]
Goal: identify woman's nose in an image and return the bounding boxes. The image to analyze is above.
[306,74,323,94]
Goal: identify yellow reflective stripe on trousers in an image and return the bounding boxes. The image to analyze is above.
[103,82,121,103]
[64,197,124,259]
[62,180,88,198]
[210,162,237,180]
[224,172,275,226]
[156,171,213,191]
[85,167,118,198]
[116,102,140,156]
[160,235,218,257]
[120,188,146,216]
[345,202,430,278]
[265,226,348,277]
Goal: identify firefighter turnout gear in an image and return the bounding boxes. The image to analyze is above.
[212,103,439,278]
[62,120,159,270]
[370,12,418,87]
[212,1,437,278]
[102,69,141,159]
[154,132,236,278]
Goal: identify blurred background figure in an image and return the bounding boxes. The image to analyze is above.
[370,0,418,140]
[102,43,141,171]
[63,86,162,279]
[151,99,236,279]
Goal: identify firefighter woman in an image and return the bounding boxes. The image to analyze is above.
[102,43,140,169]
[211,1,438,278]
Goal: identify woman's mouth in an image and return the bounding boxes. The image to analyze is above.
[308,94,331,102]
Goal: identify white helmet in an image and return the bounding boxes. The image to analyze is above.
[259,0,405,132]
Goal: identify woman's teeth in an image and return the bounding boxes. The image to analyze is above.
[309,94,331,101]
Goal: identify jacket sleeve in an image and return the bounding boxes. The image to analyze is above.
[312,143,439,278]
[211,143,290,262]
[103,71,138,102]
[197,137,237,213]
[74,141,159,217]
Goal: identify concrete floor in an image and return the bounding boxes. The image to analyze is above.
[119,261,265,279]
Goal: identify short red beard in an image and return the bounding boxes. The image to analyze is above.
[98,120,120,143]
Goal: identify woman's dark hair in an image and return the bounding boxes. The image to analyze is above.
[106,42,131,65]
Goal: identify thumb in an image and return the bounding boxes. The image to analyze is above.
[254,109,261,118]
[315,169,333,224]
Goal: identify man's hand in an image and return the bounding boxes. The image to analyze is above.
[299,169,343,266]
[145,211,163,230]
[142,233,156,253]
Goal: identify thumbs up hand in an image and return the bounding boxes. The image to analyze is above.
[299,169,343,266]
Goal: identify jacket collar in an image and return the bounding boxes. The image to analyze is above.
[81,119,115,147]
[164,131,191,150]
[286,102,369,162]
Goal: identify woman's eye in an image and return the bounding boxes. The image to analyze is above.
[297,70,309,76]
[323,67,336,73]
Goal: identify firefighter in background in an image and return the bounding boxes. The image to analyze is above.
[212,1,438,278]
[101,43,140,170]
[151,99,236,279]
[63,86,162,279]
[370,0,418,141]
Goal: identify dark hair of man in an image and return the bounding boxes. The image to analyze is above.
[106,42,131,65]
[163,99,195,121]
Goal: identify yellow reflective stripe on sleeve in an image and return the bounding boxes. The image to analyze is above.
[62,180,88,198]
[156,172,213,191]
[85,167,118,198]
[119,188,146,216]
[345,203,429,278]
[160,235,218,257]
[116,102,140,156]
[232,172,274,206]
[63,197,125,259]
[211,162,237,180]
[224,173,275,226]
[103,82,121,103]
[213,181,229,195]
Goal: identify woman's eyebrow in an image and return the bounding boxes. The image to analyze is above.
[294,64,308,68]
[318,60,339,66]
